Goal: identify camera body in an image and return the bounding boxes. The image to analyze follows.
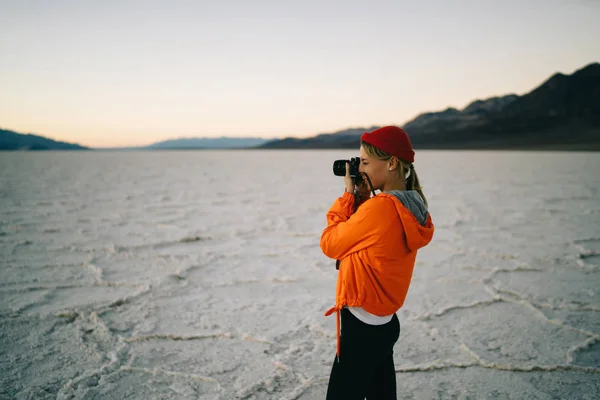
[333,157,362,183]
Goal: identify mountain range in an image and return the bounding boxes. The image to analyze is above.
[260,62,600,150]
[146,137,270,149]
[1,61,598,151]
[0,128,88,150]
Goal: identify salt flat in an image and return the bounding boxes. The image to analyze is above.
[1,150,599,399]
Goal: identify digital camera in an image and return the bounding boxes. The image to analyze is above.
[332,157,362,183]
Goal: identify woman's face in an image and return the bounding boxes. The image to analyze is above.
[358,145,391,190]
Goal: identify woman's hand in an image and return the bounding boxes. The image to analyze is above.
[355,176,371,197]
[344,162,370,195]
[344,162,355,193]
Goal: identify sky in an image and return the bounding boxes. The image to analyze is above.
[1,0,599,148]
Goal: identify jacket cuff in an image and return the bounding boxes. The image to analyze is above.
[341,191,354,202]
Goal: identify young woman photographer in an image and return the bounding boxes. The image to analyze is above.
[321,126,434,399]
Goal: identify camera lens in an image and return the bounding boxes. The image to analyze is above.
[332,160,348,176]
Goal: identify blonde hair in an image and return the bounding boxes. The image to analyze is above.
[361,141,428,207]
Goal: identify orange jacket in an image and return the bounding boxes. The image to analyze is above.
[320,191,434,356]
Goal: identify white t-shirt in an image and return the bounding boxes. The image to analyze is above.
[347,306,393,325]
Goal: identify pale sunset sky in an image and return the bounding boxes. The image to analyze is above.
[1,0,599,148]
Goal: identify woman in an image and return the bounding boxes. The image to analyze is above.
[320,126,434,399]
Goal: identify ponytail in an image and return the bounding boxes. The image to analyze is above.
[403,163,428,208]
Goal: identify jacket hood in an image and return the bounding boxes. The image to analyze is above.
[384,190,434,251]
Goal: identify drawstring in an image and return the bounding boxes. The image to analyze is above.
[325,306,341,361]
[336,310,340,361]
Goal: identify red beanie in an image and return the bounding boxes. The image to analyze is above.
[360,126,415,163]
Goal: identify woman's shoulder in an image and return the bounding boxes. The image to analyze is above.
[371,192,400,204]
[360,194,399,213]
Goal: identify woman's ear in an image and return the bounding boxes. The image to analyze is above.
[388,157,398,171]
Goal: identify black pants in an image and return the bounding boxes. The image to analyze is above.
[326,308,401,400]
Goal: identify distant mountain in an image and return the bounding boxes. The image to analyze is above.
[260,62,600,150]
[403,95,519,134]
[258,126,380,149]
[146,137,271,149]
[0,128,88,150]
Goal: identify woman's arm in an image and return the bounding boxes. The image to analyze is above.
[320,194,393,260]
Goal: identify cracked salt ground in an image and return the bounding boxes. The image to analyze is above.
[1,150,600,399]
